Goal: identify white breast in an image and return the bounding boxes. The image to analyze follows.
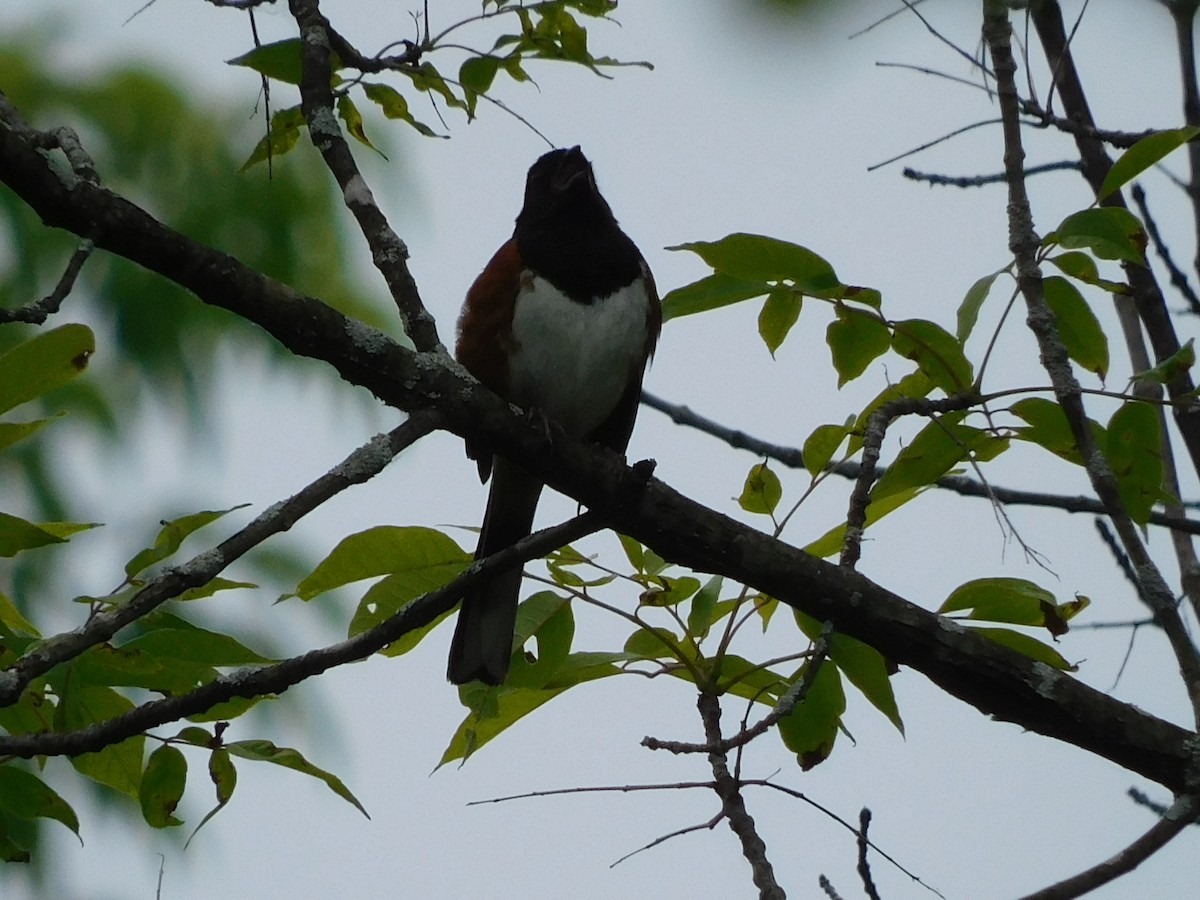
[507,275,652,437]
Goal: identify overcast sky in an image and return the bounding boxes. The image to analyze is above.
[4,2,1198,898]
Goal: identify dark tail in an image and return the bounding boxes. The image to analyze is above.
[447,459,544,685]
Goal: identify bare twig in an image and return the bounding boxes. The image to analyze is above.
[903,160,1080,187]
[0,239,93,324]
[642,622,834,755]
[1132,183,1200,314]
[857,808,882,900]
[697,693,785,899]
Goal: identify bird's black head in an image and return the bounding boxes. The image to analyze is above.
[518,145,614,227]
[513,146,640,301]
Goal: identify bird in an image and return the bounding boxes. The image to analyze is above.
[448,146,661,686]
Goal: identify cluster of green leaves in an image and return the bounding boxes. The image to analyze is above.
[0,481,368,862]
[231,0,650,168]
[0,327,367,861]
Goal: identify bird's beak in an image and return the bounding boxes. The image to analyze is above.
[552,145,590,192]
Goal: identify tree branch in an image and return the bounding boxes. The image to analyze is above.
[0,415,438,708]
[697,692,785,900]
[1019,794,1200,900]
[1,90,1196,792]
[0,239,93,324]
[289,0,442,353]
[0,511,604,758]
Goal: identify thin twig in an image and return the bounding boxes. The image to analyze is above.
[856,808,882,900]
[903,160,1080,187]
[0,240,93,324]
[1132,183,1200,314]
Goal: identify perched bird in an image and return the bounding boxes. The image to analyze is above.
[448,146,661,686]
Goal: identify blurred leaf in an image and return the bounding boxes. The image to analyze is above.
[873,413,1007,500]
[239,105,306,172]
[0,415,59,452]
[1131,338,1195,388]
[0,766,81,839]
[225,740,368,818]
[687,575,722,640]
[0,591,39,637]
[57,685,145,797]
[336,94,383,156]
[0,513,66,557]
[124,505,248,579]
[293,526,469,600]
[227,38,339,85]
[121,613,274,666]
[139,745,187,828]
[803,486,925,559]
[1098,126,1200,201]
[0,324,95,415]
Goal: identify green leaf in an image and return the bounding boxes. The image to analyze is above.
[239,105,306,172]
[225,740,368,818]
[348,575,458,657]
[1048,251,1099,283]
[891,319,974,393]
[124,505,249,579]
[140,745,187,828]
[670,234,840,290]
[227,38,334,85]
[802,420,852,476]
[794,611,903,734]
[957,271,1002,341]
[803,486,925,559]
[714,654,788,703]
[59,686,145,797]
[292,525,469,600]
[0,512,66,557]
[0,766,81,839]
[459,55,501,94]
[777,662,845,770]
[1098,126,1200,201]
[121,614,274,666]
[687,575,722,640]
[177,577,257,602]
[0,591,39,637]
[1105,401,1162,524]
[640,576,702,608]
[660,272,770,322]
[624,626,687,661]
[1043,276,1109,379]
[1010,397,1104,465]
[186,748,238,847]
[757,289,802,356]
[336,94,382,156]
[1048,207,1146,264]
[873,413,1008,500]
[939,578,1058,626]
[0,818,30,863]
[506,593,574,689]
[0,324,95,415]
[970,626,1077,671]
[0,416,58,452]
[827,306,890,387]
[738,462,782,515]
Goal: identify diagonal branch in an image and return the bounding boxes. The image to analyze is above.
[0,511,604,759]
[985,2,1200,722]
[288,0,442,354]
[0,415,438,708]
[1,89,1196,793]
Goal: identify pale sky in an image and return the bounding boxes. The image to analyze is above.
[3,2,1196,898]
